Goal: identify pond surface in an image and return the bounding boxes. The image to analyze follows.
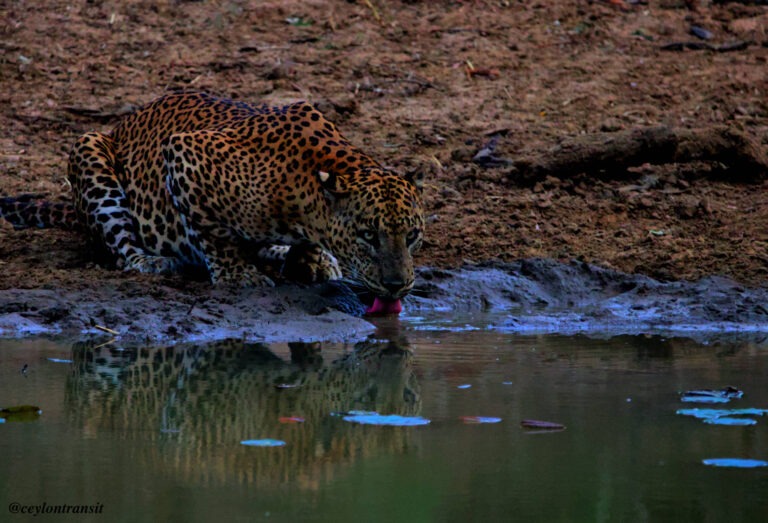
[1,314,767,522]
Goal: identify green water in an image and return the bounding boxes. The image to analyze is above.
[1,318,767,522]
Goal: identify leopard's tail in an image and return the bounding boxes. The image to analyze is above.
[0,193,80,230]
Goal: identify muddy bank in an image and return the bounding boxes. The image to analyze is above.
[0,280,374,344]
[410,259,768,336]
[1,258,767,344]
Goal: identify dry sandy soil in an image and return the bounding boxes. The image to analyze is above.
[1,0,767,295]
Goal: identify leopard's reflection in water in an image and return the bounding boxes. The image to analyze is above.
[65,333,420,488]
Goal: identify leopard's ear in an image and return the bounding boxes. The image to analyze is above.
[404,169,424,192]
[317,170,350,198]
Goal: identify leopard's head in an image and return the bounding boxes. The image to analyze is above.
[318,167,424,309]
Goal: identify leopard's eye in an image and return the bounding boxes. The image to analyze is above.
[405,228,421,246]
[358,229,379,248]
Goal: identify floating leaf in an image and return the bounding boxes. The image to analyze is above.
[1,405,41,415]
[676,408,766,425]
[681,387,743,403]
[342,411,430,426]
[461,416,502,424]
[0,405,42,422]
[703,458,768,468]
[279,416,305,424]
[240,439,286,447]
[703,417,757,426]
[681,396,730,404]
[521,419,565,431]
[333,410,374,418]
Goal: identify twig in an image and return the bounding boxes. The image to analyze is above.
[91,338,117,350]
[61,104,137,122]
[661,40,753,52]
[94,324,119,335]
[363,0,381,22]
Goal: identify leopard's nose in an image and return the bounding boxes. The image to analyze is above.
[382,279,408,298]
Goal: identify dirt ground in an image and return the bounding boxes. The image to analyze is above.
[1,0,767,292]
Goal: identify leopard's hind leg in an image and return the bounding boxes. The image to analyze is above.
[68,132,180,274]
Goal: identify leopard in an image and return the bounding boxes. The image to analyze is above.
[1,92,424,310]
[66,336,420,487]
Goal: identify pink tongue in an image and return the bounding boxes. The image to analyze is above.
[365,297,403,316]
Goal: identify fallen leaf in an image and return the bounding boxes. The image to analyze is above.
[521,419,565,430]
[676,407,766,425]
[241,439,286,447]
[680,386,743,403]
[0,405,42,422]
[279,416,305,424]
[461,416,502,424]
[703,458,767,468]
[341,411,430,426]
[0,405,41,414]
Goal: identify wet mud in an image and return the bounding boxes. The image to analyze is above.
[0,280,375,344]
[2,258,766,344]
[410,259,768,337]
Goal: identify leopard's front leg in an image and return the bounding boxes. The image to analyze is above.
[196,226,275,287]
[258,244,342,284]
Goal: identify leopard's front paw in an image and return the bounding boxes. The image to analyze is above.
[211,265,275,288]
[283,245,342,284]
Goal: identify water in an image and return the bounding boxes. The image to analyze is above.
[1,316,767,522]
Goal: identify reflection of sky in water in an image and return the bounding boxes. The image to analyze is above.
[241,439,287,447]
[703,458,768,468]
[677,408,767,426]
[341,411,430,426]
[402,308,768,340]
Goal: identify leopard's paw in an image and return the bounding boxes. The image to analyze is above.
[125,254,182,275]
[283,245,342,284]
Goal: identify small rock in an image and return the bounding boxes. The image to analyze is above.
[729,17,762,35]
[638,197,654,208]
[536,196,553,209]
[599,118,623,132]
[690,26,713,41]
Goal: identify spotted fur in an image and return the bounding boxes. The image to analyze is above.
[68,337,419,484]
[0,193,78,230]
[2,93,425,299]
